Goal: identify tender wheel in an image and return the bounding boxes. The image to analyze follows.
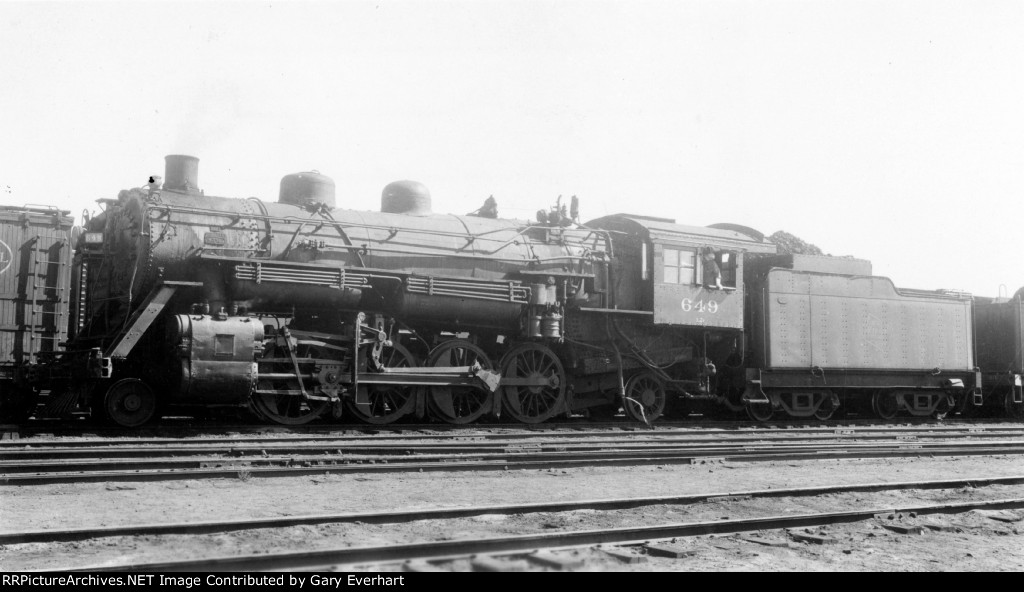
[622,371,666,423]
[872,390,899,420]
[252,344,330,425]
[499,343,566,424]
[104,379,156,427]
[346,343,417,424]
[813,391,837,420]
[426,340,495,424]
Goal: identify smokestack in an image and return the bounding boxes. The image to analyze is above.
[164,155,200,194]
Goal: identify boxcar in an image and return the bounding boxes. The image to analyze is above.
[974,289,1024,418]
[0,206,75,421]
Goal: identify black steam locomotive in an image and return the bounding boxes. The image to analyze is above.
[0,155,1020,426]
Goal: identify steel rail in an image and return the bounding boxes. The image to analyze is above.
[6,443,1024,485]
[5,433,1024,462]
[5,474,1023,546]
[5,439,1024,471]
[4,423,1023,449]
[61,497,1024,572]
[8,416,1023,439]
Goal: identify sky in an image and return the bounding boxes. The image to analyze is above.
[1,0,1022,296]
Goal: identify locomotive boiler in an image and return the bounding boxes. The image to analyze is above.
[63,155,624,426]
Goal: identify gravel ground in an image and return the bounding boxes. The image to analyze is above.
[2,450,1024,571]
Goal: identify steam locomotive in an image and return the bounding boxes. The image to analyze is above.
[0,155,1020,426]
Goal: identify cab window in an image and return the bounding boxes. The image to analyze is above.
[719,252,736,287]
[701,250,737,288]
[663,247,696,285]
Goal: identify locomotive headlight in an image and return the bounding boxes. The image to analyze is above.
[84,232,104,244]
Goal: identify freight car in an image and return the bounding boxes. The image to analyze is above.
[0,206,75,422]
[0,154,1020,425]
[974,289,1024,418]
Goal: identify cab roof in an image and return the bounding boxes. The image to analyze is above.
[586,214,776,253]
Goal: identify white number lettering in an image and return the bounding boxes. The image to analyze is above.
[680,298,721,315]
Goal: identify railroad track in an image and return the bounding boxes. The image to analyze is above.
[5,425,1024,457]
[5,438,1024,484]
[50,494,1024,572]
[8,419,1024,446]
[7,416,1023,440]
[4,424,1024,485]
[6,475,1022,546]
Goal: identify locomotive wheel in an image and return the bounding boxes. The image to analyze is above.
[425,340,495,425]
[812,391,837,420]
[499,343,566,424]
[622,371,666,423]
[252,344,330,425]
[252,391,329,425]
[745,401,774,422]
[346,343,417,424]
[104,379,156,428]
[872,390,899,420]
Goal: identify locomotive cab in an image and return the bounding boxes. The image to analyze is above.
[563,214,774,420]
[584,214,775,328]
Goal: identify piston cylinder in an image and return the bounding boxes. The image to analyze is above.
[168,314,264,403]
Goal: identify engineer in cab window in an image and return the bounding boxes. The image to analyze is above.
[702,247,723,290]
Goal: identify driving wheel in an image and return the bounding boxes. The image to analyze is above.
[426,340,495,424]
[346,342,417,424]
[499,343,566,424]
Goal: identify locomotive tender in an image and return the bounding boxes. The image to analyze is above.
[0,154,1020,426]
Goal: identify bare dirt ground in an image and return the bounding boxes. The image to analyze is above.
[2,433,1024,571]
